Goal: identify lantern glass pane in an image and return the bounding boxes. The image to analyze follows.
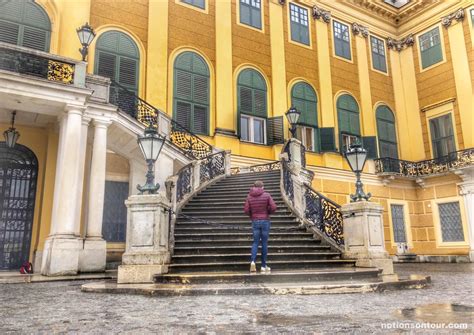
[139,137,153,161]
[346,152,359,172]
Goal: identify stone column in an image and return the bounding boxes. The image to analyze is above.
[41,105,85,276]
[74,117,90,235]
[80,119,111,272]
[117,194,171,283]
[341,201,394,275]
[457,168,474,261]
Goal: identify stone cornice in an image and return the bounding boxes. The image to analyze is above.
[352,22,369,38]
[387,34,414,52]
[312,5,331,23]
[441,8,465,28]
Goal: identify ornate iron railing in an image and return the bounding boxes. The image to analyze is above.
[199,151,225,184]
[0,46,74,84]
[109,80,212,160]
[374,148,474,177]
[176,163,192,203]
[304,185,344,246]
[282,160,294,204]
[231,161,282,175]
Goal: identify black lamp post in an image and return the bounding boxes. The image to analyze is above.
[137,126,166,194]
[3,111,20,148]
[285,106,301,137]
[76,22,96,62]
[345,142,371,202]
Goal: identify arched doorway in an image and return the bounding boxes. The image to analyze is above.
[0,142,38,270]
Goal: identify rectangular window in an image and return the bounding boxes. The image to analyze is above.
[181,0,205,10]
[240,115,266,144]
[240,0,262,30]
[289,3,310,46]
[419,27,443,69]
[370,36,387,73]
[296,126,315,152]
[471,8,474,25]
[429,114,456,158]
[439,202,464,242]
[333,20,351,60]
[391,205,407,243]
[341,134,359,152]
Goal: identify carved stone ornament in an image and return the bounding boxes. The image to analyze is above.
[441,8,465,28]
[312,5,331,23]
[352,22,369,38]
[278,0,286,5]
[387,34,414,52]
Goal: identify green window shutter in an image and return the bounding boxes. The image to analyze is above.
[0,0,51,51]
[333,21,351,60]
[173,51,210,135]
[96,51,117,81]
[319,127,336,152]
[0,20,20,45]
[267,116,284,145]
[240,0,262,29]
[237,69,267,118]
[95,31,140,93]
[419,27,443,69]
[429,114,456,158]
[376,106,398,159]
[362,136,378,159]
[291,82,318,127]
[289,3,309,45]
[337,94,360,135]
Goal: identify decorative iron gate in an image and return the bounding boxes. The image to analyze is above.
[0,143,38,270]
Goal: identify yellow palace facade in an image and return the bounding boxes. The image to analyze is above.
[0,0,473,274]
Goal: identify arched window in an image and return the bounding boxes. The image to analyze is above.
[337,94,360,152]
[0,0,51,52]
[376,105,398,159]
[291,82,318,151]
[94,31,140,95]
[237,69,267,144]
[173,52,210,135]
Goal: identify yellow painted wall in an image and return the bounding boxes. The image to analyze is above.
[311,173,469,256]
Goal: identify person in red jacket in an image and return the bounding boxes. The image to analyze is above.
[244,180,277,273]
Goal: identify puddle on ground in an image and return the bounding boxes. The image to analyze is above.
[395,303,474,324]
[253,313,350,327]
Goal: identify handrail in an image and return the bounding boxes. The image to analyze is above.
[109,80,213,160]
[374,148,474,178]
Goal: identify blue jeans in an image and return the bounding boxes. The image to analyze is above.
[250,220,271,267]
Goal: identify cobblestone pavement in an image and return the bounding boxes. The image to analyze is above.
[0,263,473,334]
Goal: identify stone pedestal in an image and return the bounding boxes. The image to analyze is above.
[117,194,171,283]
[41,237,82,276]
[79,239,107,272]
[341,201,394,275]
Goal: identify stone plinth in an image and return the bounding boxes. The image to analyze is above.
[117,194,171,284]
[341,201,394,275]
[41,236,81,276]
[79,239,107,272]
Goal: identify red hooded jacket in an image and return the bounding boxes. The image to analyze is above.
[244,187,277,221]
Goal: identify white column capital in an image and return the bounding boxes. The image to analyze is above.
[65,104,86,115]
[81,116,92,126]
[92,119,112,129]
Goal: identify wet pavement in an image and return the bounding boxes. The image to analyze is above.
[1,263,473,334]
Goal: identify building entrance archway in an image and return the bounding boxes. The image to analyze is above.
[0,142,38,270]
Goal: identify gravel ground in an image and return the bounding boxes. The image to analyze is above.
[0,263,472,334]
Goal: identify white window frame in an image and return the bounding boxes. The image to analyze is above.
[331,19,352,63]
[287,1,312,49]
[240,115,267,145]
[341,133,358,151]
[296,126,315,152]
[387,200,413,249]
[237,0,264,33]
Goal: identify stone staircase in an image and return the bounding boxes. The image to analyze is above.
[155,170,382,284]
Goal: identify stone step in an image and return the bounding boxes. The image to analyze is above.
[176,217,298,224]
[155,268,382,284]
[183,204,289,211]
[171,252,341,264]
[198,189,281,196]
[168,259,356,273]
[208,181,281,189]
[177,213,294,220]
[193,194,283,200]
[173,232,317,241]
[174,239,324,247]
[173,245,331,255]
[180,209,292,215]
